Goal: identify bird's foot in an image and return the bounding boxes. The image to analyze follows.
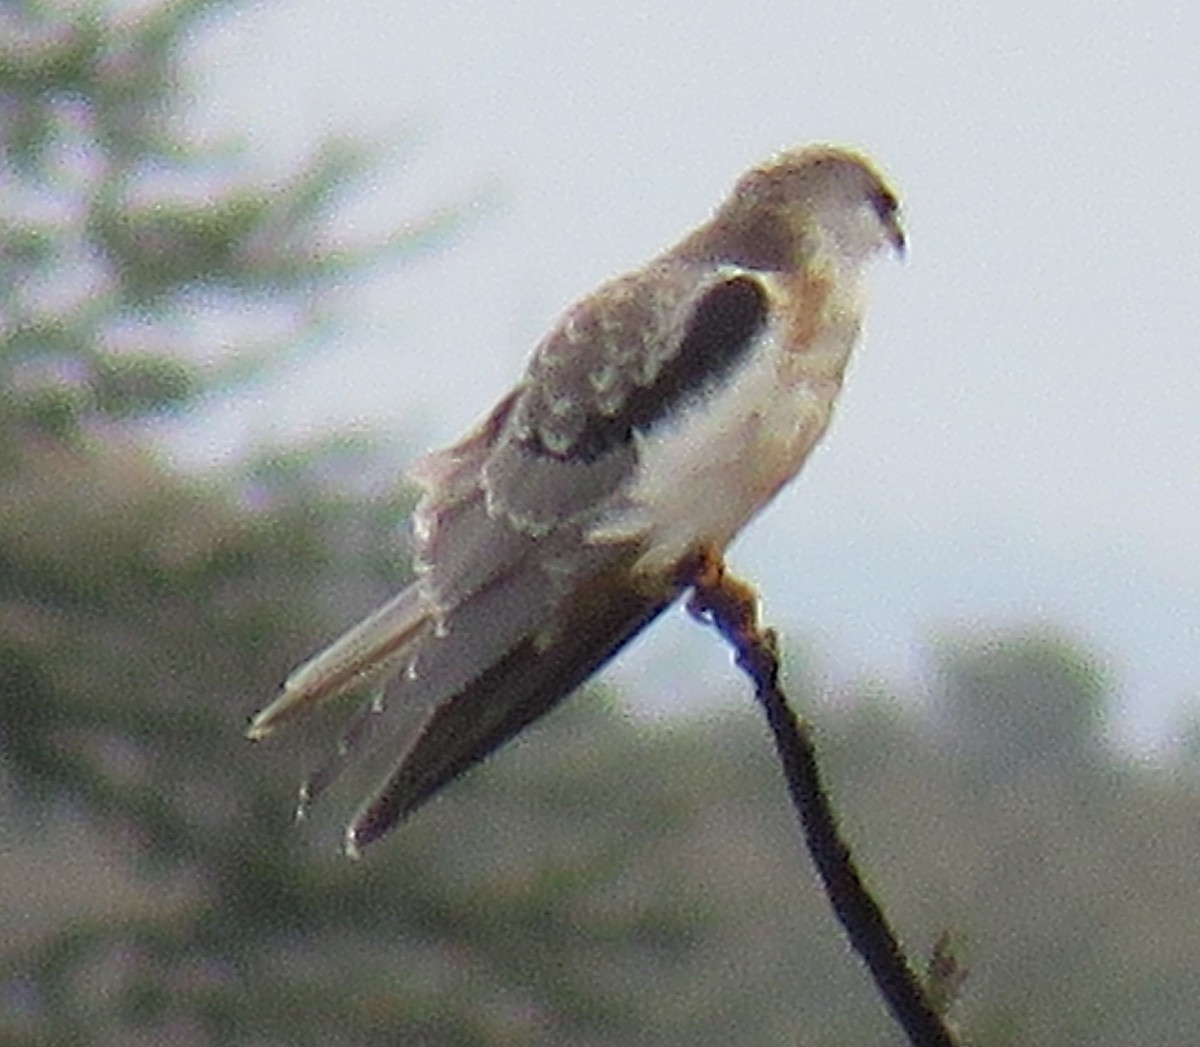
[685,545,781,695]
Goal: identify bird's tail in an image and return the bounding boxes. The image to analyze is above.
[344,582,677,854]
[246,585,430,741]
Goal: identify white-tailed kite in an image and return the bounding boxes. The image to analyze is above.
[248,145,904,855]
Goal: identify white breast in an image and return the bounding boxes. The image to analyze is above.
[588,300,861,576]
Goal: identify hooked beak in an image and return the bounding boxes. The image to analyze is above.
[885,211,906,259]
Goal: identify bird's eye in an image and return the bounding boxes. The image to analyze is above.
[872,188,899,220]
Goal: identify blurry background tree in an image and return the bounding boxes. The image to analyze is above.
[931,627,1112,782]
[5,3,1200,1046]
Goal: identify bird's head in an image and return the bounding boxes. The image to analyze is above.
[689,145,904,272]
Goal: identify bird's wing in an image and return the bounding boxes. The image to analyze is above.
[244,390,523,742]
[253,260,775,847]
[346,573,674,852]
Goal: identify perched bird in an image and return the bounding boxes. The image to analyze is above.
[248,144,904,855]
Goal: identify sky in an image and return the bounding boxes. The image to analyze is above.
[174,0,1200,748]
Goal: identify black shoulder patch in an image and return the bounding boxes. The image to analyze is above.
[561,274,770,462]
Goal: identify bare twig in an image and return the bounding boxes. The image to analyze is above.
[685,549,962,1047]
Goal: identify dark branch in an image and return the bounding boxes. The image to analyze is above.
[684,550,963,1047]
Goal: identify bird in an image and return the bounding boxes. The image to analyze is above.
[247,144,905,856]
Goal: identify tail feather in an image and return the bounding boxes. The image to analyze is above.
[346,583,677,854]
[295,685,386,819]
[290,545,567,821]
[247,585,429,741]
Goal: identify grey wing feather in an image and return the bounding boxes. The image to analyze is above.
[347,577,678,853]
[248,391,524,742]
[285,388,643,821]
[481,432,637,536]
[510,263,769,465]
[299,517,577,815]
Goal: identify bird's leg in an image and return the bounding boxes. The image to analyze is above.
[684,544,778,669]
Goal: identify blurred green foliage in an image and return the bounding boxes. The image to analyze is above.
[932,628,1112,779]
[4,3,1200,1046]
[0,0,465,441]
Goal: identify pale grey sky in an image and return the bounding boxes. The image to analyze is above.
[177,1,1200,747]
